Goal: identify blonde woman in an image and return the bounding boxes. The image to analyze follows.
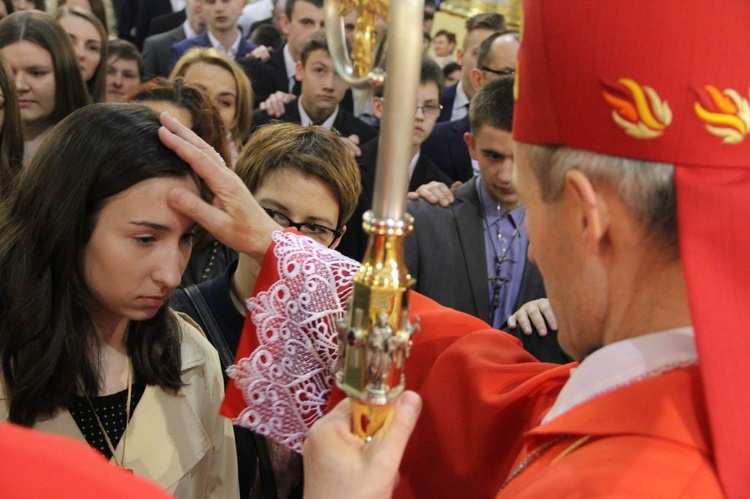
[171,47,252,168]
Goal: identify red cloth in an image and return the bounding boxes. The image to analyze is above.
[0,422,171,498]
[222,231,492,421]
[396,331,571,498]
[501,365,721,497]
[223,233,723,497]
[396,333,721,498]
[677,165,750,498]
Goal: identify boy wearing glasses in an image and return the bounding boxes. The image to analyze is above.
[335,57,453,261]
[170,121,361,499]
[250,30,378,152]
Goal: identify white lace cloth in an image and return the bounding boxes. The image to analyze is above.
[226,232,359,451]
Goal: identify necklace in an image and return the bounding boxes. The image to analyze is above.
[80,361,133,471]
[479,197,526,325]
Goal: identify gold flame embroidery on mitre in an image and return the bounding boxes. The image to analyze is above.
[602,78,672,139]
[693,85,750,145]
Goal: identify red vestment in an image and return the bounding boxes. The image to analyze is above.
[222,232,722,497]
[398,331,722,498]
[0,422,171,498]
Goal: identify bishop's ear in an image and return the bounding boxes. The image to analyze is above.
[562,169,608,253]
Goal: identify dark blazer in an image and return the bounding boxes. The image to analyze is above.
[148,8,186,37]
[142,24,186,78]
[421,115,474,183]
[438,82,458,122]
[403,178,568,364]
[239,45,355,111]
[117,0,172,49]
[336,138,453,262]
[241,45,291,105]
[251,99,377,143]
[170,32,258,72]
[237,50,290,109]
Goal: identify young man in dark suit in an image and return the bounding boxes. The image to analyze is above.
[437,12,504,123]
[424,30,519,183]
[142,0,205,78]
[170,0,258,71]
[239,0,324,106]
[251,30,376,145]
[406,77,567,364]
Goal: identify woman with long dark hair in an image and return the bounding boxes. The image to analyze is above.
[53,6,108,102]
[0,11,89,163]
[0,103,238,497]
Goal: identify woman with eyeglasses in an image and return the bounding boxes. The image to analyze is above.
[170,121,361,499]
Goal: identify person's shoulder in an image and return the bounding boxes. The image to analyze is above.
[359,136,379,155]
[174,311,219,369]
[407,194,454,218]
[144,25,184,48]
[424,119,454,143]
[251,108,273,127]
[339,110,378,141]
[441,82,458,100]
[172,32,208,51]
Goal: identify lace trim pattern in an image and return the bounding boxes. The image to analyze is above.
[227,232,359,451]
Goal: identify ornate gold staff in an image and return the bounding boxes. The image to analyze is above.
[325,0,424,439]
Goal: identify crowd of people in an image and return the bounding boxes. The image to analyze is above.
[0,0,747,498]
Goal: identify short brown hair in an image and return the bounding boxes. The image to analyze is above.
[235,123,361,227]
[465,12,505,33]
[434,29,456,45]
[286,0,323,21]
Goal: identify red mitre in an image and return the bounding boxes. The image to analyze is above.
[514,1,750,497]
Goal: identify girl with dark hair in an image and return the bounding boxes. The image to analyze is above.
[0,11,89,163]
[0,50,24,200]
[53,6,108,103]
[0,103,239,497]
[127,77,236,286]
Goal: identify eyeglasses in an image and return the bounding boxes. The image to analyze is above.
[480,66,515,78]
[416,104,443,118]
[263,207,342,247]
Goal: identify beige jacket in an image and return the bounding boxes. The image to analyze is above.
[1,313,239,499]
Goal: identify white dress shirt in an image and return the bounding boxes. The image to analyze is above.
[450,81,470,121]
[298,99,338,130]
[207,29,242,60]
[283,44,297,93]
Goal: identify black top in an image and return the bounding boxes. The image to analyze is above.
[70,382,146,460]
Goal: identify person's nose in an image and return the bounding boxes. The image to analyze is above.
[152,245,186,291]
[14,72,29,93]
